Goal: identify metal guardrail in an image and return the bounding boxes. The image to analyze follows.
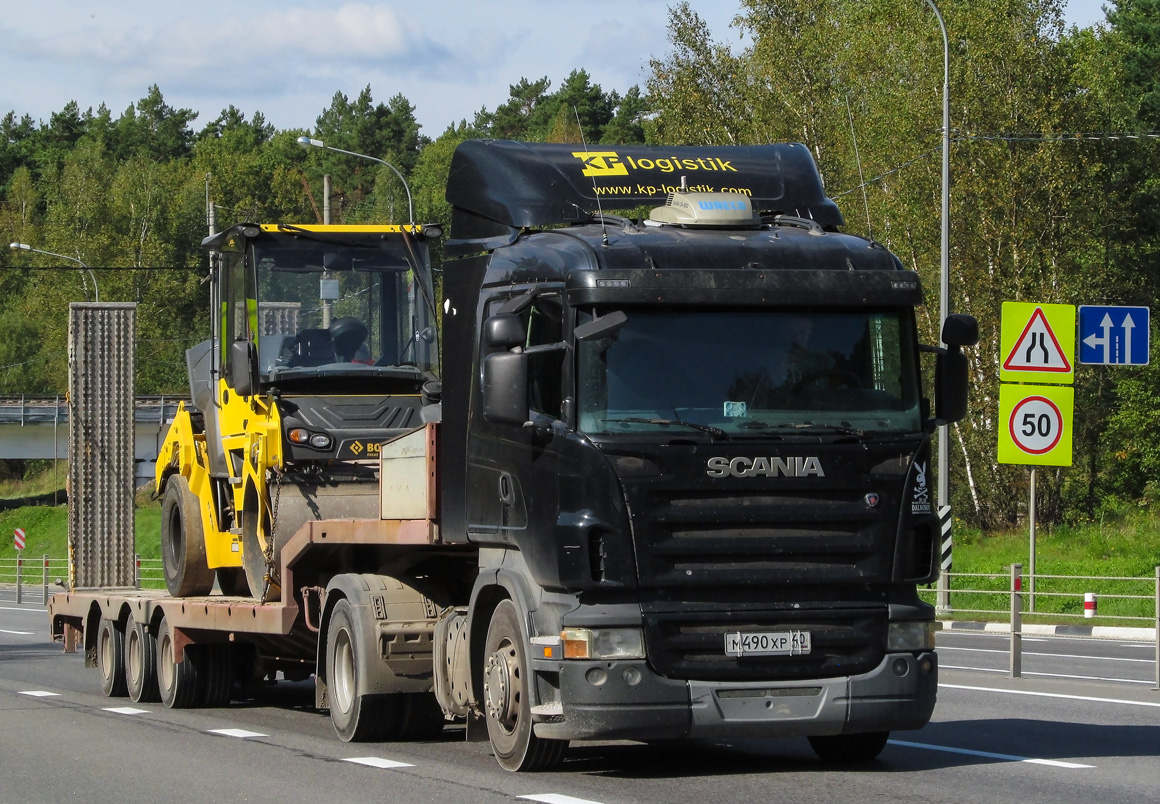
[0,555,166,603]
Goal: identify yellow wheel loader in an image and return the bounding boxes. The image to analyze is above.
[155,223,441,600]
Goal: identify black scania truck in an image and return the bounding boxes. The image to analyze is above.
[50,139,977,775]
[434,140,976,769]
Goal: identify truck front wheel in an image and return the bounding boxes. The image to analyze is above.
[326,598,400,741]
[97,617,127,697]
[161,476,214,597]
[482,600,567,771]
[808,731,890,762]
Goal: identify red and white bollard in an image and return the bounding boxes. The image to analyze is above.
[1084,592,1097,619]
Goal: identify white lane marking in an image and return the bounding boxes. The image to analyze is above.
[104,707,149,715]
[18,690,59,697]
[940,645,1155,664]
[941,664,1155,685]
[343,757,414,769]
[0,606,47,613]
[1123,644,1154,649]
[942,682,1160,708]
[520,796,606,804]
[0,628,34,635]
[889,739,1093,768]
[207,728,267,738]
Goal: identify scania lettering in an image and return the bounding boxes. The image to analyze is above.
[49,140,976,773]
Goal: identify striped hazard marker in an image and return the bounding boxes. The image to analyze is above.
[14,527,25,551]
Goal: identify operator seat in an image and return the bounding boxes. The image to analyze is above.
[330,317,369,362]
[287,328,335,367]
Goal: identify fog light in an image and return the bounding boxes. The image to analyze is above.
[892,658,910,677]
[309,433,332,449]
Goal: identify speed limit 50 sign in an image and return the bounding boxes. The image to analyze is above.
[997,384,1074,466]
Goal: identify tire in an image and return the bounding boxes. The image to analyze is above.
[325,599,403,741]
[482,600,567,771]
[808,731,890,763]
[124,614,160,703]
[157,616,200,709]
[161,476,215,597]
[215,568,251,597]
[198,643,235,707]
[97,618,127,698]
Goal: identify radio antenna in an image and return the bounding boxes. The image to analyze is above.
[845,94,874,240]
[575,105,609,246]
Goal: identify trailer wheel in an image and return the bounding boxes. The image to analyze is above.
[124,614,159,703]
[97,617,127,698]
[157,616,200,709]
[482,600,567,771]
[199,643,235,707]
[161,476,215,597]
[326,598,401,741]
[808,731,890,763]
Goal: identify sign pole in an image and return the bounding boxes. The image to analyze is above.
[1028,468,1036,613]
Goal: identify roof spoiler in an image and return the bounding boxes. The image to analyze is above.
[444,140,844,255]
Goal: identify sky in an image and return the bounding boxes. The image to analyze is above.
[0,1,1114,139]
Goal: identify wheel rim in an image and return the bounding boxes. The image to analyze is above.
[332,629,355,714]
[159,631,174,691]
[484,637,521,735]
[125,628,140,687]
[99,626,114,683]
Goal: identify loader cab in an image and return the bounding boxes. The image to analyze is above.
[209,223,440,398]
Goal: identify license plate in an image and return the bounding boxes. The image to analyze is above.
[724,630,811,657]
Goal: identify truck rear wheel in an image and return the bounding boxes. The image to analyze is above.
[325,598,404,741]
[482,600,567,771]
[161,476,215,597]
[808,731,890,762]
[97,617,127,697]
[199,643,235,707]
[124,614,159,703]
[157,616,200,709]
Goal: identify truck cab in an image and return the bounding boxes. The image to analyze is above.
[437,141,976,769]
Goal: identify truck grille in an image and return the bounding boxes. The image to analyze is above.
[644,607,887,681]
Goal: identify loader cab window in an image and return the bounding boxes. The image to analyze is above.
[219,247,256,383]
[246,230,440,385]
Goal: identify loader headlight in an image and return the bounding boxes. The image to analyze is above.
[288,428,332,450]
[887,621,939,652]
[561,628,645,660]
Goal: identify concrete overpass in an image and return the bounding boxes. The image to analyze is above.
[0,396,182,486]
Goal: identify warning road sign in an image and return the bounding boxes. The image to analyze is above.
[14,527,25,551]
[997,384,1074,466]
[1000,302,1075,384]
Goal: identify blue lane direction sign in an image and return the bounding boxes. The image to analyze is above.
[1078,305,1150,366]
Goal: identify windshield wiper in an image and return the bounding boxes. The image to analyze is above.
[605,417,728,439]
[775,422,865,437]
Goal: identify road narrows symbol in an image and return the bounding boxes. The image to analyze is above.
[1002,307,1072,373]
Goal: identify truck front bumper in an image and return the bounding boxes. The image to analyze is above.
[532,651,937,742]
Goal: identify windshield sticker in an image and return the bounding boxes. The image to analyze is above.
[724,401,748,418]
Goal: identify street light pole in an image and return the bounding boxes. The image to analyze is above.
[296,136,414,226]
[924,0,953,612]
[9,242,100,302]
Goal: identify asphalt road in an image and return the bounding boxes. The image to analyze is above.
[2,601,1158,804]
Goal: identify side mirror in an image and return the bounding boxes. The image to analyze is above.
[935,349,968,425]
[229,339,259,397]
[482,351,528,425]
[484,314,525,350]
[942,313,979,347]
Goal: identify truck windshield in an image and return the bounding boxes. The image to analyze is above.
[249,234,438,382]
[576,309,921,437]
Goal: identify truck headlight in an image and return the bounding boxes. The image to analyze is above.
[887,621,939,652]
[561,628,645,660]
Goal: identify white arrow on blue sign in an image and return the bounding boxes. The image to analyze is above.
[1078,305,1150,366]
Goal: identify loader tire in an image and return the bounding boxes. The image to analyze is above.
[161,476,214,597]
